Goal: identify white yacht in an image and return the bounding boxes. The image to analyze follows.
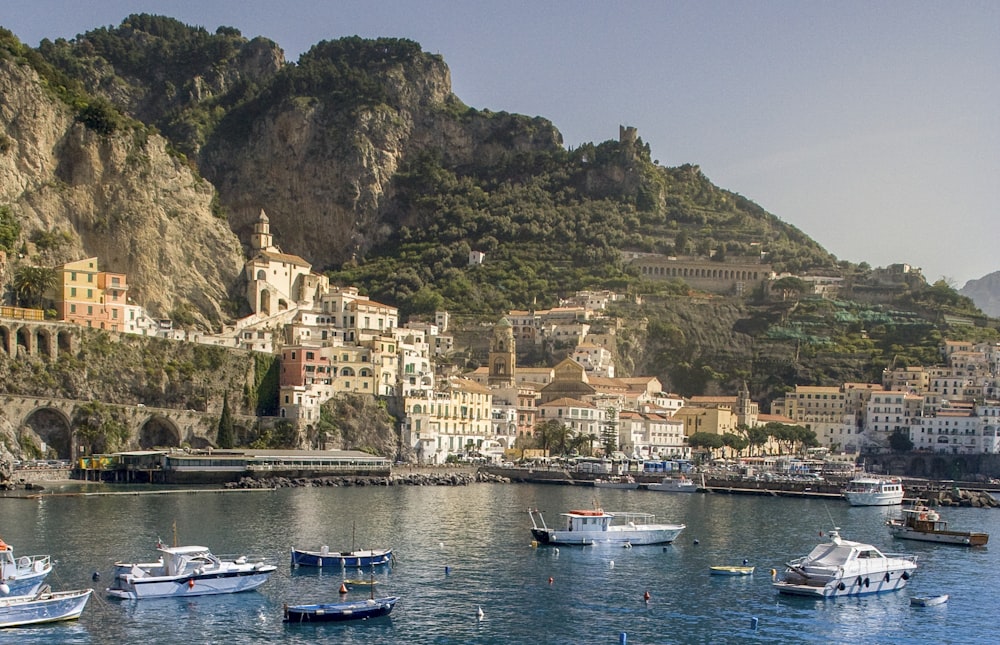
[773,529,917,597]
[843,476,904,506]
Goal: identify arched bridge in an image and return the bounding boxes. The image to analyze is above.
[1,395,237,459]
[0,315,79,360]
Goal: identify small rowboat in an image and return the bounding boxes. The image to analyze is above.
[911,594,948,607]
[283,595,398,623]
[710,565,754,576]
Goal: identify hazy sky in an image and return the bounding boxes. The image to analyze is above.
[4,1,998,285]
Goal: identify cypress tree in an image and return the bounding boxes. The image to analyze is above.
[217,392,236,448]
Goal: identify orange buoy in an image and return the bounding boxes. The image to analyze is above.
[643,591,650,603]
[548,577,554,584]
[339,583,348,594]
[188,579,195,589]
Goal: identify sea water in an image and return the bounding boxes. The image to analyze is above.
[1,482,997,644]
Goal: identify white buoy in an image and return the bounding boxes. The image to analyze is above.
[609,560,615,569]
[477,606,484,621]
[440,542,445,548]
[0,583,9,595]
[554,548,559,555]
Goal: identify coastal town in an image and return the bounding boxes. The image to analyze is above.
[3,209,999,473]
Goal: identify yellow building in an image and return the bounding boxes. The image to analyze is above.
[55,257,129,331]
[403,377,493,464]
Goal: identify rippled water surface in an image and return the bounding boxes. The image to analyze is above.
[1,482,997,644]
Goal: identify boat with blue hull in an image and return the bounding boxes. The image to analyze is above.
[291,547,392,568]
[106,544,276,600]
[283,595,399,623]
[0,538,52,597]
[0,587,93,628]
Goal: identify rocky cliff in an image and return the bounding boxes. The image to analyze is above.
[961,271,1000,318]
[0,51,246,328]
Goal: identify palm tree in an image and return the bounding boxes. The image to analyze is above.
[13,265,57,309]
[535,420,570,456]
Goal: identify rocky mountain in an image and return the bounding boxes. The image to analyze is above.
[1,29,246,328]
[7,16,839,317]
[960,271,1000,318]
[0,16,995,406]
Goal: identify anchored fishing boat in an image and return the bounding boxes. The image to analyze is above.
[646,476,698,493]
[773,529,917,598]
[0,537,52,597]
[887,499,989,546]
[0,587,93,628]
[106,543,276,600]
[291,547,392,568]
[528,507,684,546]
[283,595,398,623]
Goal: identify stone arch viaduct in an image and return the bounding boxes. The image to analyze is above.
[0,315,79,360]
[1,395,267,460]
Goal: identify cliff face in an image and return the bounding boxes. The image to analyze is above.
[0,57,245,328]
[200,52,562,270]
[961,271,1000,318]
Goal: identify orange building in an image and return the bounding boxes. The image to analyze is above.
[55,257,129,331]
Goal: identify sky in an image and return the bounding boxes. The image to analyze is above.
[3,1,998,286]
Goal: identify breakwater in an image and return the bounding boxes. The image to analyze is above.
[224,469,510,489]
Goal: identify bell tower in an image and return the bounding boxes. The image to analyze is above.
[251,209,275,253]
[488,317,516,388]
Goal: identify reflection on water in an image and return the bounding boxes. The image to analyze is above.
[0,484,997,644]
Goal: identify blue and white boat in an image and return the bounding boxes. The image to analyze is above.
[0,538,52,597]
[283,595,399,623]
[106,544,276,600]
[291,546,392,568]
[0,587,93,628]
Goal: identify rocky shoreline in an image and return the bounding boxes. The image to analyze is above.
[224,470,511,489]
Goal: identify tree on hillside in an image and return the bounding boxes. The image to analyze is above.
[13,265,57,309]
[216,392,236,448]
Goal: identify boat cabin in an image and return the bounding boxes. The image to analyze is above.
[563,510,612,532]
[158,546,225,576]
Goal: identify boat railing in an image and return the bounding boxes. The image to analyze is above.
[606,512,656,525]
[14,554,51,571]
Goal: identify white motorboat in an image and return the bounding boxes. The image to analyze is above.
[773,529,917,597]
[0,537,52,597]
[106,544,276,600]
[911,594,948,607]
[843,476,904,506]
[0,587,92,627]
[887,499,989,546]
[593,476,639,490]
[528,507,685,546]
[646,476,698,493]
